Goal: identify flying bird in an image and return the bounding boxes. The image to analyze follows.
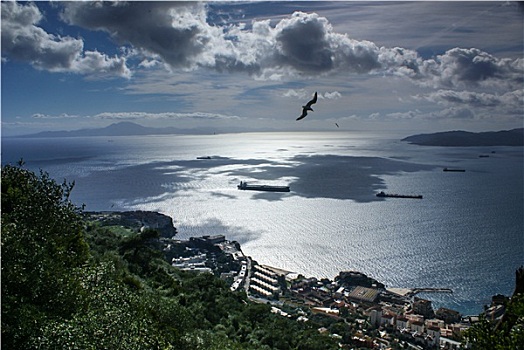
[335,123,339,128]
[296,92,317,121]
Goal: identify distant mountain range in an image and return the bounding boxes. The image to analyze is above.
[16,122,218,138]
[15,123,524,145]
[402,128,524,146]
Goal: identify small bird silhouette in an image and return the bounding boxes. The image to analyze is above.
[296,92,317,121]
[335,123,339,128]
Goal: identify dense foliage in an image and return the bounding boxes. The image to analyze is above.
[1,165,339,349]
[462,293,524,350]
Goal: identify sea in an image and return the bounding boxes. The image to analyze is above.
[2,131,523,316]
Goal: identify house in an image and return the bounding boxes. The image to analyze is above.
[380,313,395,327]
[396,316,409,330]
[413,297,434,318]
[426,325,441,343]
[425,318,445,329]
[406,313,424,324]
[436,307,461,324]
[366,307,382,327]
[410,320,424,333]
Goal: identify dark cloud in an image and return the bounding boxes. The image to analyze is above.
[1,1,130,78]
[2,2,81,69]
[2,1,522,91]
[275,12,334,73]
[60,2,208,69]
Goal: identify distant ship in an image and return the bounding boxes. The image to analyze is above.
[376,191,423,199]
[237,181,290,192]
[443,167,465,172]
[196,156,212,159]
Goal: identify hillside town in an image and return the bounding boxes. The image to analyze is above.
[87,211,517,349]
[163,234,512,350]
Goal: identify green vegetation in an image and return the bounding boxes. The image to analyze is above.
[1,164,339,349]
[462,293,524,350]
[5,164,522,349]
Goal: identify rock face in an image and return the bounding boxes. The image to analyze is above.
[402,128,524,147]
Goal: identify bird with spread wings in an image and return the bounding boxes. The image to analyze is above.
[296,92,317,121]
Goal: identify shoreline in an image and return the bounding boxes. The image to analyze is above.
[86,209,496,316]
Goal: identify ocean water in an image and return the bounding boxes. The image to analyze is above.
[2,132,523,315]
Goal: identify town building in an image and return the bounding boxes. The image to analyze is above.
[347,286,380,304]
[413,297,435,318]
[436,307,462,324]
[396,316,409,330]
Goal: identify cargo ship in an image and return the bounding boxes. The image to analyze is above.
[376,191,422,199]
[237,181,290,192]
[443,167,465,172]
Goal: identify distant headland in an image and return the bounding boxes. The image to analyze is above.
[402,128,524,147]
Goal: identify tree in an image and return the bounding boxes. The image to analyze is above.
[462,294,524,349]
[1,165,90,348]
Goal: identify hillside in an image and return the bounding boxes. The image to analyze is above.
[3,164,523,349]
[402,128,524,146]
[0,164,340,350]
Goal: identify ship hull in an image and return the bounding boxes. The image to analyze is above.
[376,191,422,199]
[443,168,465,172]
[237,182,290,192]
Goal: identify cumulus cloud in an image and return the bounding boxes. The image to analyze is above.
[414,89,524,121]
[419,89,523,108]
[274,12,334,73]
[323,91,342,99]
[417,48,523,89]
[3,1,523,91]
[1,1,130,78]
[60,1,228,70]
[54,3,425,78]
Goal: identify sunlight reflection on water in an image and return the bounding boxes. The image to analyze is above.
[2,132,523,315]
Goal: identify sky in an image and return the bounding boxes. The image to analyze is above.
[1,1,523,136]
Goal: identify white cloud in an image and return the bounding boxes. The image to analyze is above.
[323,91,342,99]
[94,111,242,121]
[4,1,522,90]
[431,107,476,120]
[418,89,523,109]
[2,1,522,134]
[60,2,216,70]
[414,89,524,124]
[32,113,81,119]
[283,89,308,99]
[417,48,523,90]
[1,1,130,78]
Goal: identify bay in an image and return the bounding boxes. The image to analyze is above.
[2,131,523,315]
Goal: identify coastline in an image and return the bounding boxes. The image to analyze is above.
[86,209,463,309]
[7,133,521,318]
[87,209,507,318]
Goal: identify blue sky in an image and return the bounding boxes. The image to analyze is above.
[2,1,523,136]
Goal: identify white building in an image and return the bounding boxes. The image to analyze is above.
[396,316,409,331]
[410,320,425,334]
[380,314,395,327]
